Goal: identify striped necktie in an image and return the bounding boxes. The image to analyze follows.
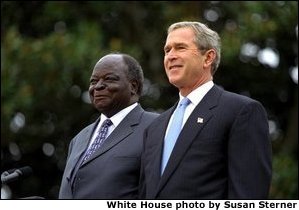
[81,119,113,163]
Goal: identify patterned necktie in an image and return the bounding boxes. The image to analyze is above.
[81,119,113,163]
[161,97,191,175]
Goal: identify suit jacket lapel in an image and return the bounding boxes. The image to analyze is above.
[81,105,143,166]
[156,85,222,196]
[66,121,97,181]
[147,111,173,197]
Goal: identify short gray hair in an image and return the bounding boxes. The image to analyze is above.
[121,54,144,96]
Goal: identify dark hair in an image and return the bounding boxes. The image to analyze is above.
[121,54,144,96]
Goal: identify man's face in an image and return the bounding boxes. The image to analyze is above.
[164,27,208,93]
[88,55,133,117]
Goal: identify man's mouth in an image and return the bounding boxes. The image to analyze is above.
[169,65,182,71]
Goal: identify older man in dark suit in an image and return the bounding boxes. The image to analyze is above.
[59,53,158,199]
[139,21,272,199]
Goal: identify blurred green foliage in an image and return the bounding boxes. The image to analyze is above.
[1,1,298,199]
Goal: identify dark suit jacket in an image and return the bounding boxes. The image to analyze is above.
[59,105,158,199]
[140,85,272,199]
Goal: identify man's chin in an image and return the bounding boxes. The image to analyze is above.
[94,102,109,111]
[169,78,181,87]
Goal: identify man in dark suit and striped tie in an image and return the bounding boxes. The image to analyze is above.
[59,53,158,199]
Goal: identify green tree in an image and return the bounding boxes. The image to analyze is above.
[1,1,297,199]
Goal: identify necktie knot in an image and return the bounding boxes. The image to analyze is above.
[103,119,113,127]
[179,97,191,107]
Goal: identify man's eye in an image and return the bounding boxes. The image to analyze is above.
[105,76,117,81]
[90,80,97,85]
[177,46,186,51]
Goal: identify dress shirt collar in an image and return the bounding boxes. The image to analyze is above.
[99,102,138,127]
[179,80,214,106]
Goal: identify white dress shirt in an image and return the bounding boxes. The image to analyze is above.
[165,81,214,136]
[87,102,138,149]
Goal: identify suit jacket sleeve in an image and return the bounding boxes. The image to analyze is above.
[227,100,272,199]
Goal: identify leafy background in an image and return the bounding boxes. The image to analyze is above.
[1,1,298,199]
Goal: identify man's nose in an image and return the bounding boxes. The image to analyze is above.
[166,49,178,60]
[95,80,106,90]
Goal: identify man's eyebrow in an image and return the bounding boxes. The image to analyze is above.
[164,42,188,48]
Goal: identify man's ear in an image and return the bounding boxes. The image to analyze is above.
[203,49,216,69]
[130,80,139,95]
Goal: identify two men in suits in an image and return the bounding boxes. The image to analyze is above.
[59,53,158,199]
[139,21,272,199]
